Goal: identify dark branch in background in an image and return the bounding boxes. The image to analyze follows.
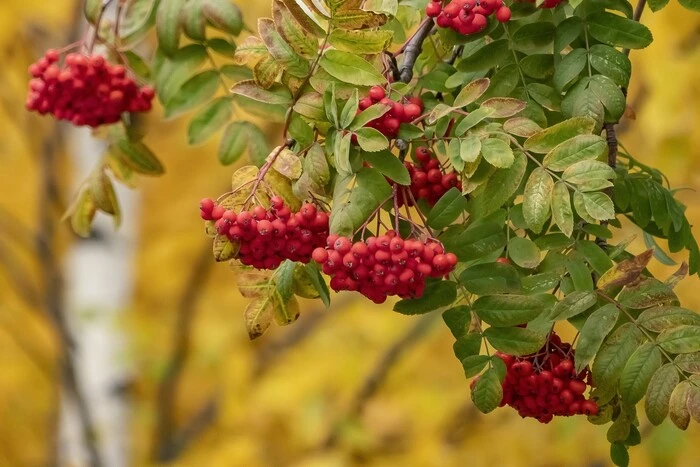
[154,243,215,462]
[397,18,435,83]
[321,313,440,449]
[252,295,357,379]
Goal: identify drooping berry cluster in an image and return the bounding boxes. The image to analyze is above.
[516,0,565,8]
[398,147,461,207]
[359,86,424,139]
[491,332,599,423]
[200,196,329,270]
[311,230,457,303]
[427,0,512,35]
[26,50,155,127]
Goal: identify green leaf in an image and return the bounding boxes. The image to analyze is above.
[638,306,700,332]
[553,48,587,92]
[463,355,490,378]
[319,50,385,86]
[329,168,391,235]
[363,151,410,185]
[658,326,700,354]
[580,191,615,221]
[567,257,594,291]
[589,44,632,88]
[503,117,542,138]
[202,0,243,35]
[339,89,359,129]
[471,368,503,414]
[455,107,495,135]
[355,127,389,152]
[156,0,186,55]
[648,0,670,11]
[562,160,616,184]
[512,22,555,52]
[457,39,510,72]
[483,326,547,356]
[187,97,232,145]
[350,103,391,130]
[454,78,490,108]
[164,70,220,119]
[279,0,325,35]
[473,294,550,327]
[304,262,331,307]
[574,304,620,373]
[427,188,469,230]
[524,117,595,154]
[393,280,457,315]
[334,131,352,174]
[218,121,248,165]
[551,181,574,237]
[231,81,293,105]
[459,263,521,296]
[679,0,700,11]
[645,363,680,425]
[453,331,482,359]
[592,323,646,391]
[610,443,629,467]
[586,11,653,49]
[550,290,598,321]
[110,139,165,175]
[275,260,297,302]
[523,168,554,233]
[480,138,514,169]
[618,278,679,309]
[207,38,237,57]
[470,152,527,218]
[328,29,393,54]
[619,342,662,404]
[444,306,472,339]
[507,237,541,269]
[543,135,607,172]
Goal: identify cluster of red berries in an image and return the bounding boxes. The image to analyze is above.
[398,147,461,207]
[427,0,512,35]
[311,230,457,303]
[489,333,599,423]
[26,50,154,127]
[517,0,565,8]
[359,86,424,139]
[200,196,329,270]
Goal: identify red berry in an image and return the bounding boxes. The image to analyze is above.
[368,86,386,102]
[495,6,511,22]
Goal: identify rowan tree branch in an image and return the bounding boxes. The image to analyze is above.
[321,312,440,448]
[153,242,215,462]
[623,0,647,56]
[397,18,435,83]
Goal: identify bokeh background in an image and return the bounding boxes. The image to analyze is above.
[1,1,700,466]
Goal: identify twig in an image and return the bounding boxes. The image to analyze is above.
[153,242,215,461]
[397,18,435,83]
[321,312,440,448]
[604,123,618,170]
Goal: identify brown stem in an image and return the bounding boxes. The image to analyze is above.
[623,0,647,56]
[153,243,215,461]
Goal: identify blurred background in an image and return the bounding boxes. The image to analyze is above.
[1,1,699,466]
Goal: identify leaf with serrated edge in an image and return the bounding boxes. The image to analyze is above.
[471,368,503,414]
[645,363,679,425]
[575,303,619,373]
[619,343,662,404]
[596,249,653,290]
[523,167,554,233]
[669,381,691,430]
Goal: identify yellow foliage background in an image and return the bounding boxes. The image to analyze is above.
[0,1,699,466]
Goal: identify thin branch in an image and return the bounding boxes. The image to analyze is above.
[155,397,219,462]
[397,18,435,83]
[153,242,215,462]
[321,312,440,448]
